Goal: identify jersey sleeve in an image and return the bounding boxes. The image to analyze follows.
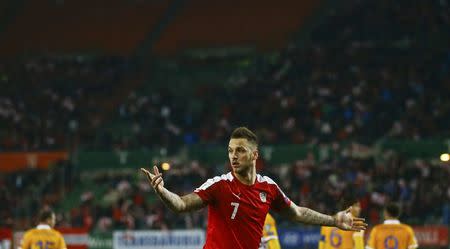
[269,184,291,211]
[194,176,222,204]
[353,231,364,249]
[58,232,67,249]
[262,215,281,249]
[319,227,327,249]
[263,215,278,239]
[266,238,281,249]
[18,231,31,249]
[406,226,418,249]
[365,227,376,249]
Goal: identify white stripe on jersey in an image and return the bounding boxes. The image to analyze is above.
[256,174,277,184]
[195,172,233,191]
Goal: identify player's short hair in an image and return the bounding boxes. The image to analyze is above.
[38,209,54,222]
[385,202,401,218]
[230,127,258,147]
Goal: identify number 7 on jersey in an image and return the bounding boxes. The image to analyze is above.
[230,202,239,219]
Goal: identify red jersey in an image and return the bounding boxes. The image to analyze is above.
[194,172,291,249]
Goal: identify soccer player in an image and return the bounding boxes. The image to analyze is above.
[366,203,418,249]
[19,209,67,249]
[141,127,367,249]
[319,197,364,249]
[259,213,281,249]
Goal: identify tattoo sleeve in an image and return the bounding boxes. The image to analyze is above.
[157,188,205,213]
[294,207,336,226]
[281,203,336,226]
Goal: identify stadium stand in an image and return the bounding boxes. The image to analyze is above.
[0,0,449,240]
[0,55,138,151]
[153,0,320,54]
[87,0,449,150]
[0,0,170,56]
[1,144,449,231]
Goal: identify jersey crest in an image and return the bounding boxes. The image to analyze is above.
[260,191,267,202]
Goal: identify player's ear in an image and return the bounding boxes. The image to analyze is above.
[253,149,259,161]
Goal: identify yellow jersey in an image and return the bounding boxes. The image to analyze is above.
[366,220,418,249]
[19,225,67,249]
[259,213,281,249]
[319,226,364,249]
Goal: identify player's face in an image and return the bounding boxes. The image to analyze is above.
[228,138,258,174]
[351,202,361,217]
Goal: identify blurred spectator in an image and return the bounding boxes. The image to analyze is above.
[0,55,135,151]
[1,144,449,230]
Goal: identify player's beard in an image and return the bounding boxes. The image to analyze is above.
[233,161,252,175]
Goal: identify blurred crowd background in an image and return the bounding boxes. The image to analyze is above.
[0,0,449,235]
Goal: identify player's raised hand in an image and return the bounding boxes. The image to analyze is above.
[334,207,368,231]
[141,166,164,193]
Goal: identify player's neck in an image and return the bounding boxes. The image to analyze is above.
[233,167,256,185]
[384,215,397,220]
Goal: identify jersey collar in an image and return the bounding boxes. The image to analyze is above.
[36,224,51,230]
[231,171,256,186]
[383,219,400,224]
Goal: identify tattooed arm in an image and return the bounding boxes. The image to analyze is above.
[157,189,206,213]
[141,167,206,213]
[280,202,336,226]
[279,202,367,231]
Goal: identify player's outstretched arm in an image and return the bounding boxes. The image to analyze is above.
[140,166,206,213]
[280,202,367,231]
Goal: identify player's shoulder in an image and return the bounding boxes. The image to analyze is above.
[256,174,288,197]
[51,228,64,236]
[320,226,332,233]
[256,174,279,186]
[399,224,415,232]
[23,229,37,237]
[265,213,276,223]
[378,222,412,231]
[196,172,233,190]
[370,224,383,233]
[210,172,234,182]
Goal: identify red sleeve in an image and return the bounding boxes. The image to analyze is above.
[194,176,222,204]
[270,185,292,212]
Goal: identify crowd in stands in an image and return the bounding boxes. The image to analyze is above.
[0,162,74,229]
[111,0,450,150]
[1,0,449,151]
[0,55,135,151]
[1,0,450,232]
[2,143,448,230]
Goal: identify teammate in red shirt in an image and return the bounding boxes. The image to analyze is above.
[141,127,367,249]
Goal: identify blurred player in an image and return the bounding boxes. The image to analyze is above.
[259,213,281,249]
[19,209,67,249]
[141,127,367,249]
[319,197,364,249]
[366,203,418,249]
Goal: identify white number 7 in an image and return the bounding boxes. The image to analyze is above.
[230,202,239,219]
